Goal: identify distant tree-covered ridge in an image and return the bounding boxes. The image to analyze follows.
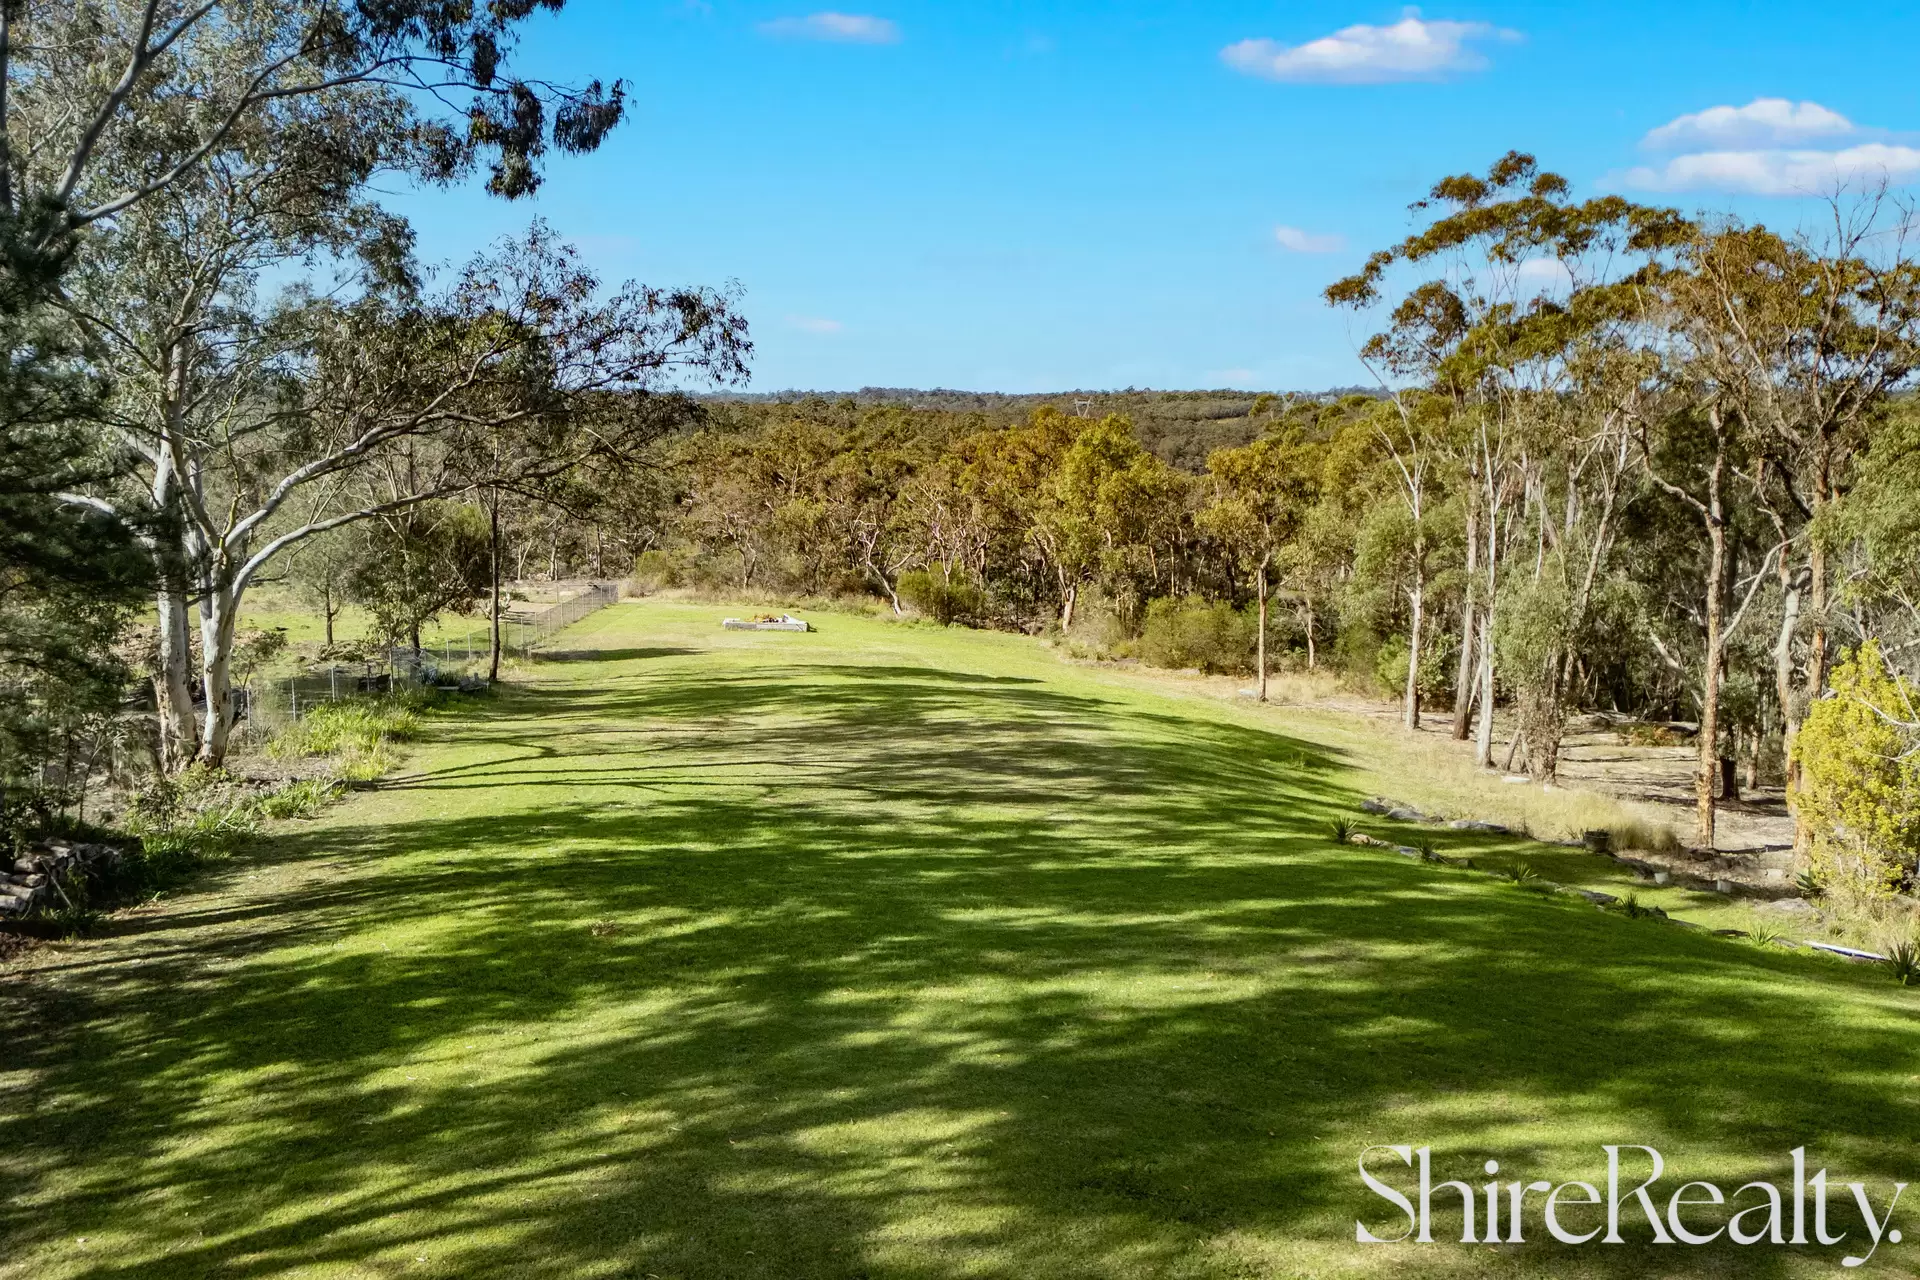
[702,388,1382,472]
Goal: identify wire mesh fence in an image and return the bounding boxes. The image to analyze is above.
[234,581,622,743]
[498,581,621,654]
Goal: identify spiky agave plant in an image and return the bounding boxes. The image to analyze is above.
[1329,816,1358,844]
[1884,941,1920,986]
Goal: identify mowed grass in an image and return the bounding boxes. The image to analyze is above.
[3,601,1918,1279]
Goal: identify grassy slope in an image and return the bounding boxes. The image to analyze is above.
[2,602,1917,1279]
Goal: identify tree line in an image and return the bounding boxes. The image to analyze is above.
[632,157,1920,906]
[0,0,747,804]
[4,11,1918,920]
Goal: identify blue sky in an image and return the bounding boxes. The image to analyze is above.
[388,2,1920,392]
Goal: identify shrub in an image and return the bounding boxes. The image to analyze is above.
[263,688,442,785]
[1506,860,1540,886]
[631,549,683,593]
[1618,722,1686,748]
[1606,818,1682,855]
[1059,586,1136,655]
[270,692,428,764]
[1792,642,1920,901]
[105,767,362,907]
[109,767,266,904]
[257,778,344,820]
[1138,596,1253,675]
[1883,940,1920,986]
[1329,817,1357,844]
[898,570,988,626]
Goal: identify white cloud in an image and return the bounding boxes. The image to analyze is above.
[1221,13,1516,85]
[787,315,844,335]
[1642,98,1855,152]
[1623,97,1920,195]
[1624,143,1920,196]
[758,12,901,44]
[1274,225,1344,253]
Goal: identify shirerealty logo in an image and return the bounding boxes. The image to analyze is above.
[1358,1146,1907,1268]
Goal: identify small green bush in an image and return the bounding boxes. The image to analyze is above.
[897,570,988,626]
[1793,642,1920,901]
[1329,817,1357,844]
[1606,819,1683,855]
[269,692,429,763]
[110,767,264,903]
[631,549,683,592]
[1139,596,1253,675]
[1618,722,1686,748]
[257,778,344,820]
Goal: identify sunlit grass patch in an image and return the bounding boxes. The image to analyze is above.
[2,601,1915,1279]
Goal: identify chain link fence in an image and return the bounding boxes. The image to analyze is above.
[499,581,621,654]
[235,581,622,742]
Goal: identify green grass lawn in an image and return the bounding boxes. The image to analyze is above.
[4,602,1918,1278]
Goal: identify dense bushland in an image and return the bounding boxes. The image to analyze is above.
[613,157,1920,896]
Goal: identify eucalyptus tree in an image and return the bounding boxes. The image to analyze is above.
[63,70,416,763]
[345,500,492,655]
[285,526,356,648]
[1498,283,1669,780]
[1328,153,1559,764]
[1631,397,1776,849]
[77,226,747,765]
[829,431,927,615]
[1366,395,1442,730]
[1045,415,1189,633]
[942,408,1079,626]
[1329,152,1688,766]
[0,0,638,767]
[1671,207,1920,814]
[1199,424,1319,700]
[904,450,995,600]
[1,0,625,242]
[1641,212,1920,848]
[1832,404,1920,675]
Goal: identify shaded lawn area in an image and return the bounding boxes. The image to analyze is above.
[3,601,1918,1278]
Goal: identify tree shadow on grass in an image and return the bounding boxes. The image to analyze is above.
[2,655,1917,1278]
[534,647,700,663]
